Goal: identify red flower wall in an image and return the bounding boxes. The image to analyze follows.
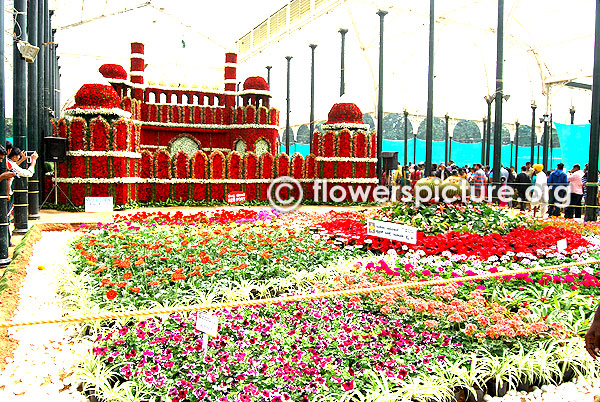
[259,152,274,201]
[244,152,258,201]
[226,151,242,194]
[172,151,189,201]
[209,151,225,200]
[154,149,171,202]
[191,150,208,201]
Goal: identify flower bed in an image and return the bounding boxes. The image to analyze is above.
[64,205,600,402]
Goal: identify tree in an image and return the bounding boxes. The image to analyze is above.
[362,113,375,131]
[452,120,481,143]
[296,125,310,144]
[417,117,445,141]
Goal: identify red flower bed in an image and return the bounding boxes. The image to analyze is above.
[69,118,87,151]
[90,117,110,151]
[154,149,171,202]
[191,151,208,201]
[114,119,129,151]
[172,151,189,201]
[313,217,591,258]
[138,151,153,202]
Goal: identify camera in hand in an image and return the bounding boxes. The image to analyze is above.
[25,150,34,163]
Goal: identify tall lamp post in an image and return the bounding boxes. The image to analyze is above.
[482,117,487,162]
[549,113,554,169]
[27,0,40,220]
[514,120,520,168]
[542,114,549,169]
[424,0,435,177]
[414,122,417,165]
[491,0,505,204]
[444,113,449,164]
[375,11,387,183]
[403,109,408,166]
[570,105,575,124]
[309,44,317,153]
[484,95,493,166]
[285,56,292,155]
[339,28,348,97]
[530,101,537,164]
[0,0,9,265]
[585,0,600,221]
[266,66,272,88]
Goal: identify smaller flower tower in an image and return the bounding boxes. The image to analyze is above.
[52,80,141,206]
[312,102,378,200]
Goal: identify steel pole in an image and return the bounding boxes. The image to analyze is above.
[542,114,549,169]
[375,11,387,183]
[444,114,449,164]
[27,0,39,219]
[585,0,600,221]
[514,121,520,168]
[285,56,292,156]
[13,0,28,234]
[0,0,10,265]
[403,110,408,166]
[491,0,504,203]
[424,0,435,177]
[309,44,317,153]
[486,98,492,166]
[339,28,348,97]
[530,104,536,164]
[570,106,575,124]
[266,66,272,89]
[482,117,487,162]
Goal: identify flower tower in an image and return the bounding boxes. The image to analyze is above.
[52,82,141,206]
[312,103,377,200]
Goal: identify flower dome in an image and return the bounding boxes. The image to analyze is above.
[243,76,269,91]
[326,103,363,124]
[98,64,128,80]
[71,84,122,109]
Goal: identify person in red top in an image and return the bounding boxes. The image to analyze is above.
[469,163,487,199]
[410,164,422,193]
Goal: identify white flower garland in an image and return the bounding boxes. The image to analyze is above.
[63,108,132,119]
[66,151,142,159]
[315,156,377,162]
[237,89,271,97]
[105,78,129,85]
[53,177,378,184]
[321,123,370,130]
[138,121,279,130]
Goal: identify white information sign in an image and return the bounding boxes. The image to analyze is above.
[557,239,567,253]
[367,219,418,244]
[84,197,113,213]
[195,313,219,337]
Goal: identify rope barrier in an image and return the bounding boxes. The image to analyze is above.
[0,259,598,329]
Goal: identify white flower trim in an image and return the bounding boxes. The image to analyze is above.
[139,145,232,153]
[224,62,237,68]
[321,123,370,130]
[145,85,228,94]
[66,151,142,159]
[130,52,145,58]
[54,177,378,185]
[238,89,271,97]
[105,78,129,85]
[63,108,132,118]
[129,82,145,89]
[315,157,377,162]
[138,121,279,130]
[224,79,237,85]
[130,72,144,77]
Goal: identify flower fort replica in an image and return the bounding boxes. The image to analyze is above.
[50,42,377,206]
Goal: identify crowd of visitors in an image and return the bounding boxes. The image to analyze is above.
[390,160,590,219]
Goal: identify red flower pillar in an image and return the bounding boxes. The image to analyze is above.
[353,131,368,199]
[89,117,111,197]
[243,152,258,201]
[138,151,153,202]
[172,151,190,201]
[209,150,225,200]
[154,149,171,202]
[226,151,242,194]
[191,150,208,201]
[337,129,353,201]
[305,154,316,201]
[259,152,274,200]
[291,153,304,200]
[322,131,335,180]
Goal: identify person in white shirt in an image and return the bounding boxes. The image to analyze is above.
[7,147,37,179]
[531,164,548,217]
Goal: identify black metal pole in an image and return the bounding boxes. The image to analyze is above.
[514,121,520,168]
[424,0,435,177]
[530,102,536,164]
[449,131,452,162]
[37,0,47,208]
[585,0,600,221]
[403,110,408,166]
[482,117,487,162]
[414,130,417,165]
[375,11,386,183]
[285,56,292,156]
[27,0,39,219]
[266,66,272,89]
[55,59,60,118]
[491,0,504,202]
[486,97,492,166]
[236,82,240,107]
[339,28,348,97]
[309,44,316,153]
[550,113,554,169]
[510,140,513,168]
[444,113,449,164]
[542,114,549,169]
[570,105,575,124]
[0,0,10,265]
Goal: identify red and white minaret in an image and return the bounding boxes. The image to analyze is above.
[224,52,237,108]
[130,42,145,101]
